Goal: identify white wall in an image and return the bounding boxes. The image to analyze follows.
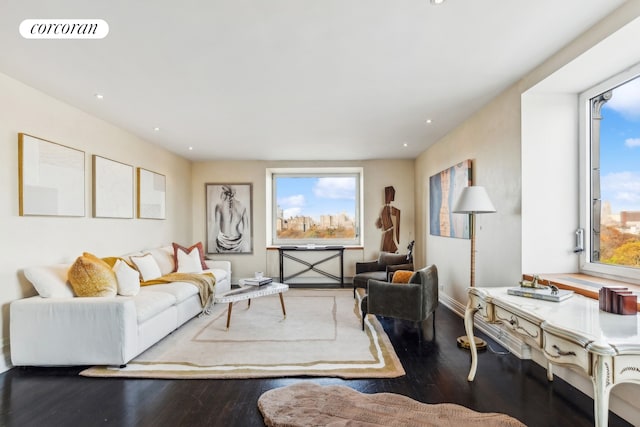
[415,84,523,304]
[0,72,193,371]
[521,92,580,273]
[191,159,415,282]
[415,2,640,424]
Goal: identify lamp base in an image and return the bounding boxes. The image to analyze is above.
[456,335,487,351]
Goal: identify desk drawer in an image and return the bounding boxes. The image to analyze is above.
[494,306,541,346]
[543,332,590,374]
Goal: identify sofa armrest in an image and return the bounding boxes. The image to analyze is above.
[356,260,382,274]
[10,296,139,366]
[367,279,422,321]
[204,260,231,277]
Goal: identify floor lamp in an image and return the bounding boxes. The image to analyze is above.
[453,185,496,350]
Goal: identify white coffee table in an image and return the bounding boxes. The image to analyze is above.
[214,282,289,330]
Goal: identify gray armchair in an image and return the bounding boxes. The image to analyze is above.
[352,252,413,298]
[360,265,439,338]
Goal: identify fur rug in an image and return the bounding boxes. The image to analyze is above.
[258,382,527,427]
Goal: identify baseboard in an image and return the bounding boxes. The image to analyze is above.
[439,293,531,358]
[440,292,640,426]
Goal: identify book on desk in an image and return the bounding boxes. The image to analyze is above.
[507,287,574,302]
[242,277,273,287]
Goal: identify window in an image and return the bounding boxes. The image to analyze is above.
[266,167,363,246]
[580,66,640,280]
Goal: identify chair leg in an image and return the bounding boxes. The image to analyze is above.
[432,312,436,340]
[362,310,365,330]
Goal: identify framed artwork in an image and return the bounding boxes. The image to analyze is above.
[137,168,166,219]
[92,155,134,218]
[18,133,85,217]
[206,183,253,254]
[429,159,472,238]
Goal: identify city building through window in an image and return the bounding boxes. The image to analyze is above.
[267,167,363,246]
[581,68,640,280]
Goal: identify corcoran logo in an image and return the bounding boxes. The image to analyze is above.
[19,19,109,39]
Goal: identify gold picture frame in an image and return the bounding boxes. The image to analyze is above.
[18,133,85,217]
[93,155,134,218]
[137,167,166,219]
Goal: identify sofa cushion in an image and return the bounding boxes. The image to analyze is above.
[23,264,74,298]
[114,259,140,296]
[68,253,118,297]
[172,242,207,271]
[130,253,162,282]
[145,246,175,276]
[143,282,199,304]
[134,289,177,323]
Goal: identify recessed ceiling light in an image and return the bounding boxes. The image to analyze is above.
[430,0,446,5]
[426,119,432,124]
[94,93,104,100]
[153,127,160,132]
[188,146,193,151]
[403,142,408,147]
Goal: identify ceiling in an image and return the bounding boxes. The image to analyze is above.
[0,0,628,161]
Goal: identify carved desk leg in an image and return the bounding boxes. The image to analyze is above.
[547,361,554,381]
[464,298,479,381]
[593,355,613,427]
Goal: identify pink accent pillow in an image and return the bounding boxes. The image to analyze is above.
[172,242,207,271]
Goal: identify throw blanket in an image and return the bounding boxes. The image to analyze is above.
[142,272,216,315]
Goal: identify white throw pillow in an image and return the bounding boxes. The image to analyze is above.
[23,264,74,298]
[130,253,162,282]
[145,246,175,276]
[113,259,140,296]
[177,248,204,273]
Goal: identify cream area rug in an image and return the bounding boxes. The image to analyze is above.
[258,382,527,427]
[81,288,404,379]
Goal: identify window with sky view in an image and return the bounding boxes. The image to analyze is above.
[595,75,640,268]
[273,174,359,243]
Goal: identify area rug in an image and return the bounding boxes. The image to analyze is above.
[80,288,404,379]
[258,382,527,427]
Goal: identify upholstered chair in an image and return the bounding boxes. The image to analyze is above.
[352,252,413,298]
[360,265,439,339]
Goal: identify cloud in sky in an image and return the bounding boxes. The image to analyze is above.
[625,137,640,148]
[282,207,302,218]
[278,194,305,207]
[605,77,640,120]
[601,171,640,211]
[313,177,356,199]
[278,195,305,219]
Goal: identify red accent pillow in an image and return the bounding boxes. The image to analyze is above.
[172,242,207,271]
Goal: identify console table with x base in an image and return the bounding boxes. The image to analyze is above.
[278,246,344,286]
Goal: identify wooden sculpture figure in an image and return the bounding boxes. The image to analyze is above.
[376,186,401,252]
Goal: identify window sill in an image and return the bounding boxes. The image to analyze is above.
[523,273,640,312]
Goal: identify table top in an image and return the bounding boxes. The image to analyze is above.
[214,282,288,303]
[471,286,640,354]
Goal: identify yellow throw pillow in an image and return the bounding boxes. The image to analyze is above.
[391,270,413,284]
[68,252,118,297]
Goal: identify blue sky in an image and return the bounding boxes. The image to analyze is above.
[276,176,356,221]
[600,76,640,214]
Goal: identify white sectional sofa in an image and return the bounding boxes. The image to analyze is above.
[10,245,231,367]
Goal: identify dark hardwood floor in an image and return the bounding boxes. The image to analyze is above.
[0,303,632,427]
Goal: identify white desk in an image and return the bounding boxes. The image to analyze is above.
[465,287,640,427]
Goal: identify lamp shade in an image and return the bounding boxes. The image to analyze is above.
[453,186,496,214]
